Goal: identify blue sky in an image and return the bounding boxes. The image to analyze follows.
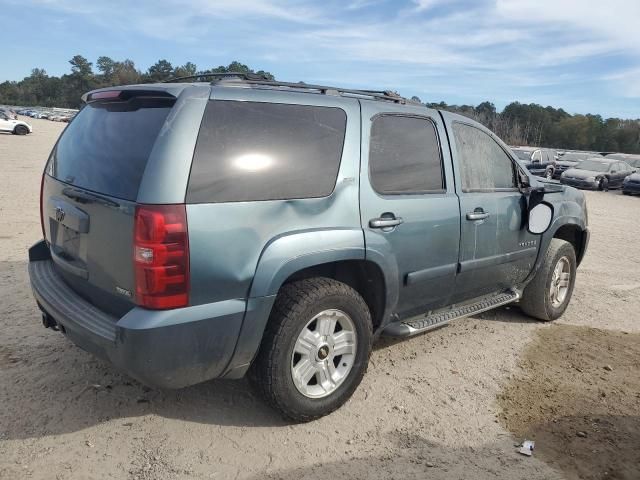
[1,0,639,118]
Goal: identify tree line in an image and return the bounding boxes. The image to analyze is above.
[1,54,639,153]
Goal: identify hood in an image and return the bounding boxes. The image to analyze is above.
[563,168,600,179]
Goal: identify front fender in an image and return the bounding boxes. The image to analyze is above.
[522,191,587,285]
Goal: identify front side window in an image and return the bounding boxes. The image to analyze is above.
[452,123,517,192]
[369,115,444,194]
[187,101,347,203]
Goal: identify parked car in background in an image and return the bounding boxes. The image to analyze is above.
[0,111,33,135]
[606,153,640,169]
[554,152,602,179]
[511,147,557,179]
[49,114,70,122]
[622,172,640,195]
[0,108,18,120]
[28,75,588,421]
[561,158,634,191]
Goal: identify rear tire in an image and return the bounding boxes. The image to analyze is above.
[545,168,553,180]
[519,239,577,321]
[13,125,28,135]
[249,278,373,422]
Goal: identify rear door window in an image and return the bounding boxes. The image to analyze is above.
[368,115,444,194]
[452,122,517,192]
[47,97,174,201]
[187,101,347,203]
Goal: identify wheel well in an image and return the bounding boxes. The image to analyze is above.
[553,225,587,265]
[282,260,386,330]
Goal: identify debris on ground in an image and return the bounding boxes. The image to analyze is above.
[518,440,535,456]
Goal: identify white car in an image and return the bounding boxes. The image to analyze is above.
[0,112,33,135]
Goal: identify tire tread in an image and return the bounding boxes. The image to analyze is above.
[249,277,372,421]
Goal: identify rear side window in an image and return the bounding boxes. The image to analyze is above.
[452,122,516,192]
[369,115,444,194]
[187,101,347,203]
[47,98,174,201]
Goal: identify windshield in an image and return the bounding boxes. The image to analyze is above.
[46,97,174,201]
[512,150,532,161]
[576,160,611,172]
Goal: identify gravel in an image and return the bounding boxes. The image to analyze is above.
[0,118,638,479]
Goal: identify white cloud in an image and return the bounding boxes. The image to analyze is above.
[19,0,640,116]
[412,0,446,11]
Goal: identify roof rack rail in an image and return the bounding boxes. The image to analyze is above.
[163,72,271,83]
[162,72,412,104]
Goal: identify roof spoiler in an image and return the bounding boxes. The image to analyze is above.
[82,89,176,104]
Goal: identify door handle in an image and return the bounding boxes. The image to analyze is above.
[369,217,404,228]
[466,210,490,221]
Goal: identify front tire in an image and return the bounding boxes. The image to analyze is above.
[519,239,577,321]
[13,125,29,135]
[598,177,609,191]
[249,278,373,422]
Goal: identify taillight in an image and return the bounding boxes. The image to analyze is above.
[134,204,189,309]
[39,173,46,240]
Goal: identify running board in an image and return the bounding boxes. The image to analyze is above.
[382,290,520,338]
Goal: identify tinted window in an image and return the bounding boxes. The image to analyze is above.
[452,123,516,191]
[47,98,174,201]
[187,101,346,203]
[369,115,443,194]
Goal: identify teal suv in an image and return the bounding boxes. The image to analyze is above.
[29,74,589,421]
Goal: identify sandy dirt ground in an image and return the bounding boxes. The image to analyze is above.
[0,118,638,479]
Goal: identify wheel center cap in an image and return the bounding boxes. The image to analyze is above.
[317,345,330,361]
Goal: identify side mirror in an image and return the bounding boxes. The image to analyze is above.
[527,187,553,234]
[528,203,553,234]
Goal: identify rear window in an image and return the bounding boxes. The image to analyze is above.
[46,97,174,201]
[187,101,347,203]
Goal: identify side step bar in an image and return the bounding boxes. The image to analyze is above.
[382,290,520,338]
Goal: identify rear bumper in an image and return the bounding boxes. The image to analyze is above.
[560,178,599,190]
[28,241,259,389]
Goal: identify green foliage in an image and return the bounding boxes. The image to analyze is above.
[147,59,174,82]
[0,54,275,109]
[428,100,640,154]
[1,54,638,153]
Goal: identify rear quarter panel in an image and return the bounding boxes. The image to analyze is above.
[186,88,364,306]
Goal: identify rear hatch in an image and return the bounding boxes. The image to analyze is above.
[42,90,176,317]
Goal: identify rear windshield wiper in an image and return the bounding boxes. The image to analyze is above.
[62,187,120,208]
